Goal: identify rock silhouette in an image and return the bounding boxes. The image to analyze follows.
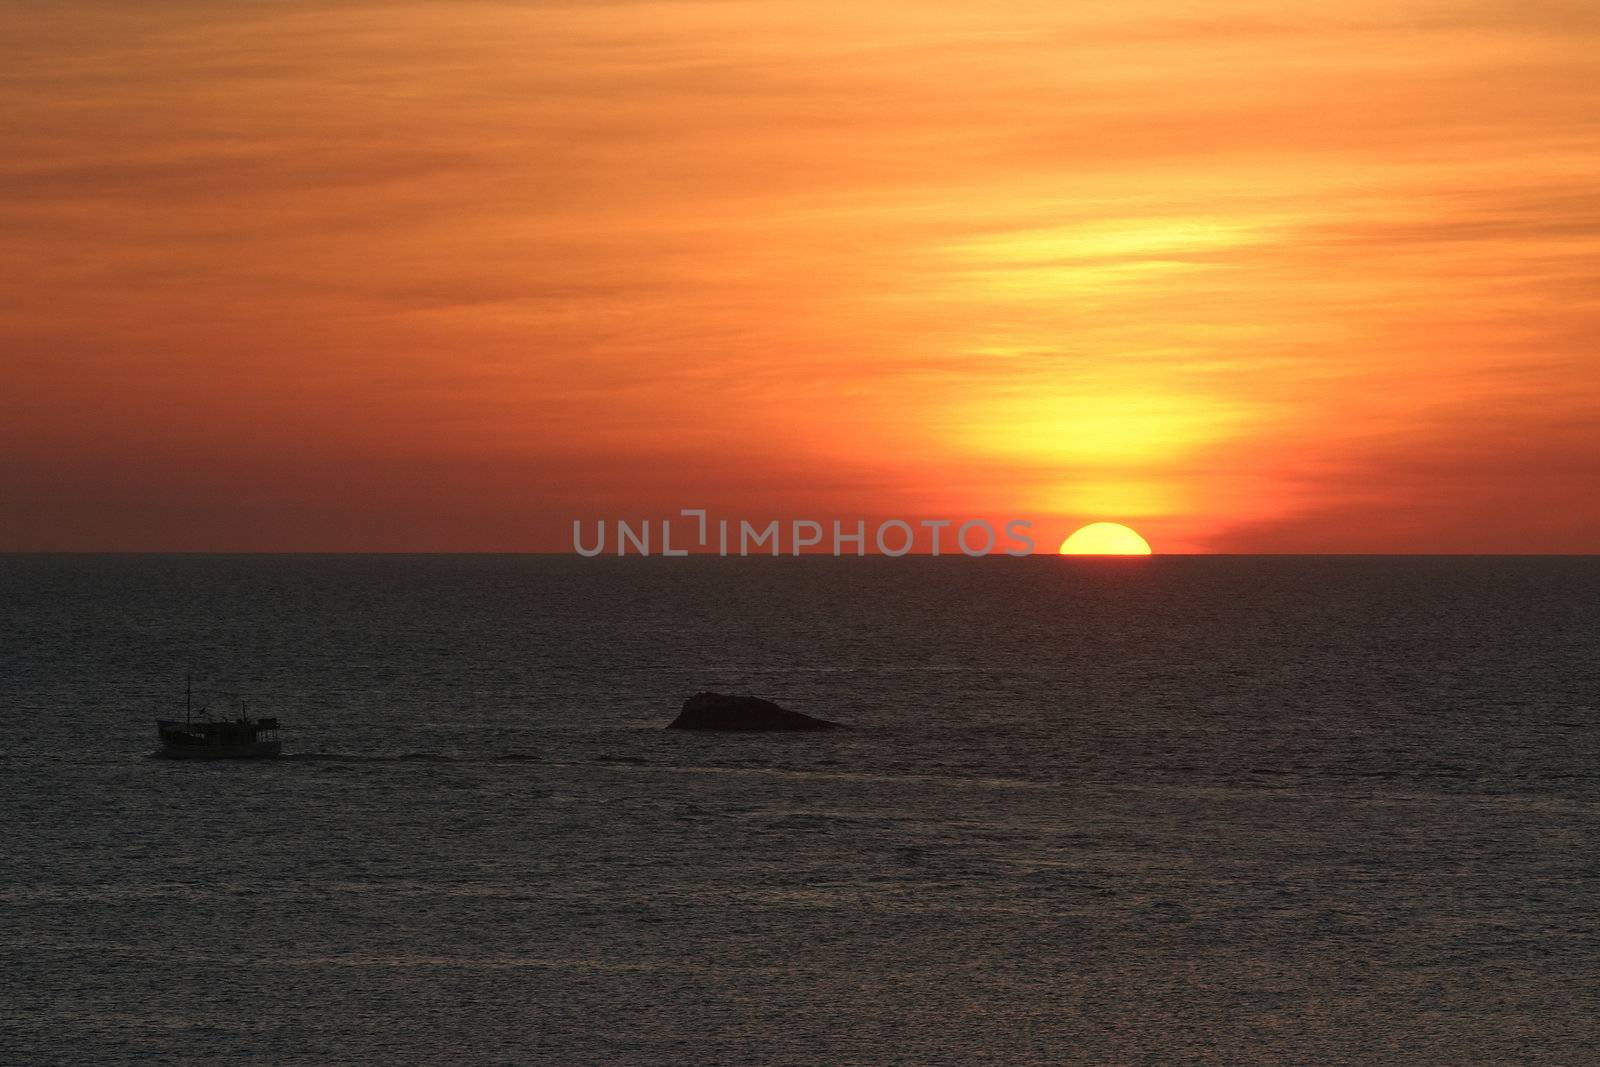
[668,692,842,731]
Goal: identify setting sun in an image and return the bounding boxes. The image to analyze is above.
[1059,522,1153,556]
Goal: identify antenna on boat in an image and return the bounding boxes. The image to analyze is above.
[186,672,192,726]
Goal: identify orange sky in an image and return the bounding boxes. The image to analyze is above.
[2,1,1597,552]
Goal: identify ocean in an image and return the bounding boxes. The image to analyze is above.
[3,554,1598,1064]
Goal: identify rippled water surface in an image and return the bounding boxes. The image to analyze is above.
[4,555,1599,1064]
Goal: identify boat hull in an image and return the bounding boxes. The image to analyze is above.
[155,740,282,760]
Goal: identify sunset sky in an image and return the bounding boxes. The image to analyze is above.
[3,0,1597,552]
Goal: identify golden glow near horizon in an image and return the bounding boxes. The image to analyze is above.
[1060,523,1154,556]
[1,1,1598,551]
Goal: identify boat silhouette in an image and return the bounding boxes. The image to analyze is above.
[155,676,282,760]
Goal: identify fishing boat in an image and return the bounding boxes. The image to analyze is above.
[155,677,282,760]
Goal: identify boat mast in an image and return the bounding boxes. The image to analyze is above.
[186,673,192,726]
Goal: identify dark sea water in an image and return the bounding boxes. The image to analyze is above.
[3,554,1599,1065]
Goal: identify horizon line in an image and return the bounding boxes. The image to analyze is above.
[2,551,1598,559]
